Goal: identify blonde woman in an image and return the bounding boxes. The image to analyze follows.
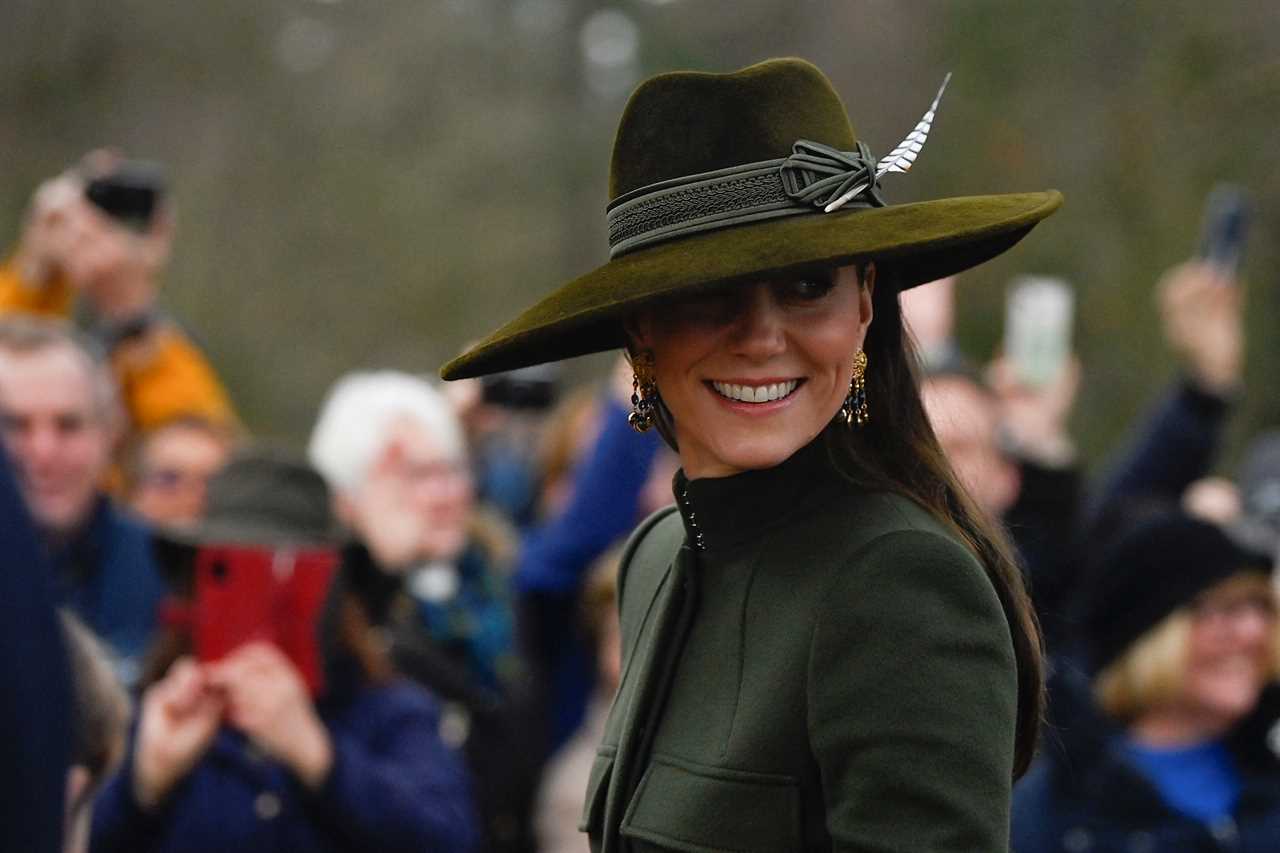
[1013,513,1280,851]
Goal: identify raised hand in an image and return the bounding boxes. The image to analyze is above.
[204,642,333,790]
[132,657,225,810]
[1158,260,1243,394]
[987,353,1081,467]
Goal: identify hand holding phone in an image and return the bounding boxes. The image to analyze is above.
[204,642,334,788]
[1004,275,1074,388]
[192,546,338,696]
[1157,261,1243,393]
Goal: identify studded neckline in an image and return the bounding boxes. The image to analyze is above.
[671,429,838,554]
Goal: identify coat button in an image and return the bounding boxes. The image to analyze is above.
[1062,827,1093,852]
[439,703,472,749]
[254,792,282,821]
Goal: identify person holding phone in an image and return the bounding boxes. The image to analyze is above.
[0,151,236,433]
[1090,258,1245,534]
[89,448,478,853]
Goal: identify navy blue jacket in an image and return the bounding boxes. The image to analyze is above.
[0,450,71,853]
[1090,379,1233,528]
[1013,673,1280,852]
[515,394,661,747]
[49,497,166,685]
[89,679,478,853]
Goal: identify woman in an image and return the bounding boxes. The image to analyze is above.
[308,371,542,853]
[1013,513,1280,850]
[89,448,477,853]
[441,59,1060,850]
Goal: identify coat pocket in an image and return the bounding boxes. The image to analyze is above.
[620,755,802,853]
[577,747,616,834]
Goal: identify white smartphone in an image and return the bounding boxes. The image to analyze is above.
[1004,276,1074,387]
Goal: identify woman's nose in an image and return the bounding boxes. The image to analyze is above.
[728,284,786,357]
[1228,605,1273,646]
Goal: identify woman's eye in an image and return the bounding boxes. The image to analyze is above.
[779,277,834,301]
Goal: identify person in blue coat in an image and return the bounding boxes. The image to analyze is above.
[89,448,478,853]
[0,318,166,686]
[0,447,72,853]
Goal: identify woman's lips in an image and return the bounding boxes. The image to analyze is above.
[708,378,801,404]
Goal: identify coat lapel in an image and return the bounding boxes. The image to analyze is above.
[601,546,696,853]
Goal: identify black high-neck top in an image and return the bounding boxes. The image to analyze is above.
[671,429,838,556]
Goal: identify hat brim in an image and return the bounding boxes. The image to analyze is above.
[442,190,1062,380]
[152,518,348,564]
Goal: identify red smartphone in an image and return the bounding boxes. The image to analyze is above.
[192,545,339,696]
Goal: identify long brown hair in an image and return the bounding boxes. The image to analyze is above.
[631,263,1045,778]
[829,265,1045,778]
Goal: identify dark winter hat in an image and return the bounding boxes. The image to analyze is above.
[153,446,344,571]
[440,57,1061,380]
[1078,512,1272,676]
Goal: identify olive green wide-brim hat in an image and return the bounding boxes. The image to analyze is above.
[441,58,1061,381]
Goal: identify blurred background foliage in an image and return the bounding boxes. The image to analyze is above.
[2,0,1278,466]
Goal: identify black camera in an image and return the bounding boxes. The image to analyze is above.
[480,364,560,410]
[84,160,167,231]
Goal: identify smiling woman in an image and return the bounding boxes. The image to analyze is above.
[1013,513,1280,851]
[627,265,872,479]
[443,57,1060,851]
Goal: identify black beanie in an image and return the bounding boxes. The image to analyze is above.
[1078,512,1271,676]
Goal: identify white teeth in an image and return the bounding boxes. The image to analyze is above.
[711,380,799,403]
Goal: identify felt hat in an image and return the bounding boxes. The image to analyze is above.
[1076,512,1273,677]
[152,446,345,573]
[441,57,1062,380]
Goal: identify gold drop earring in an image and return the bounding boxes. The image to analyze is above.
[840,349,869,427]
[628,350,658,433]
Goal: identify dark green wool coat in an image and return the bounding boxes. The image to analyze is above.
[581,431,1019,852]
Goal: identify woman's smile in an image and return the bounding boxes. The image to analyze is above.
[708,378,803,406]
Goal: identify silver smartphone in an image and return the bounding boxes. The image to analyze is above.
[1004,275,1074,388]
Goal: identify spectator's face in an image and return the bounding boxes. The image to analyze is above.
[393,419,474,562]
[129,424,231,527]
[1181,576,1277,727]
[921,374,1020,518]
[0,346,112,536]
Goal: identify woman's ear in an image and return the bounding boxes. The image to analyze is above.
[623,310,653,352]
[859,262,876,331]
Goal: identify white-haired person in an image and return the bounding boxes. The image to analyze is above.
[308,370,542,853]
[1013,513,1280,851]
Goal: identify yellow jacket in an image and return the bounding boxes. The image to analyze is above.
[0,259,238,432]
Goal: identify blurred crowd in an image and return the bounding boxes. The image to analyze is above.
[3,153,1279,853]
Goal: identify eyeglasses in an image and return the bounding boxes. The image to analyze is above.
[1190,593,1278,624]
[138,467,211,493]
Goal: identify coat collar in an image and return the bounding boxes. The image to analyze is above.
[672,427,840,554]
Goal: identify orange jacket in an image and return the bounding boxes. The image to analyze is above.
[0,259,238,432]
